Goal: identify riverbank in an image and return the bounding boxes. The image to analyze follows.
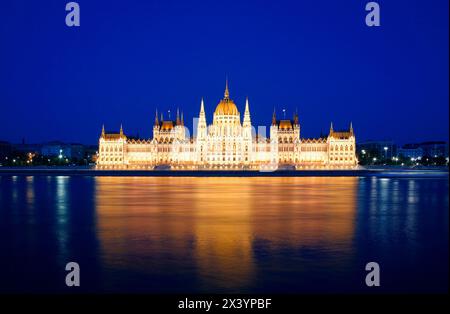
[0,166,447,178]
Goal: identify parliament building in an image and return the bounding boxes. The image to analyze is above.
[97,81,357,170]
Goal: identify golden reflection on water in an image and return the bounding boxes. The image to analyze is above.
[95,176,357,290]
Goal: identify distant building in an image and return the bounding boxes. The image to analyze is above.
[70,144,85,160]
[41,142,85,160]
[398,141,448,159]
[418,141,448,157]
[398,144,424,159]
[12,143,42,154]
[84,145,99,163]
[0,141,12,160]
[357,140,397,160]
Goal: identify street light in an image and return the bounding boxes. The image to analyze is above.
[383,146,388,159]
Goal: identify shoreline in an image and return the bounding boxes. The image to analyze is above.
[0,167,448,178]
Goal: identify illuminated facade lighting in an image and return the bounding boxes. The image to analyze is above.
[97,81,357,170]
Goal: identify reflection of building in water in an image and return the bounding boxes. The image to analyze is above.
[94,177,199,274]
[94,177,357,291]
[97,80,357,170]
[190,178,256,290]
[248,177,357,250]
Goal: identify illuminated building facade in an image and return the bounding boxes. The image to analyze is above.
[97,81,357,170]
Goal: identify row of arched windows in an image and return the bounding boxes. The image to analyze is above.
[101,146,123,152]
[279,137,294,143]
[101,157,123,162]
[330,145,353,151]
[330,157,353,161]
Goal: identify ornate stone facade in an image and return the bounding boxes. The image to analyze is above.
[97,81,357,170]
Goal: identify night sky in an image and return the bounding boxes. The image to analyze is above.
[0,0,448,145]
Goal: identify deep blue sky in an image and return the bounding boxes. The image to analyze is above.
[0,0,448,145]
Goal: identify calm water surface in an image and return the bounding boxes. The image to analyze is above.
[0,175,448,293]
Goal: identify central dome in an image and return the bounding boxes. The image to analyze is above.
[214,80,239,116]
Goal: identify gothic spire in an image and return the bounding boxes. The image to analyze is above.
[176,108,180,125]
[200,97,205,113]
[154,109,159,126]
[243,97,251,126]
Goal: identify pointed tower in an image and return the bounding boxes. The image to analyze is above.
[243,97,252,164]
[327,122,334,145]
[243,97,251,128]
[174,108,185,141]
[294,109,299,125]
[197,97,207,141]
[196,97,208,164]
[154,109,159,126]
[270,108,278,142]
[153,109,160,140]
[243,97,252,138]
[101,124,105,138]
[349,121,354,135]
[293,109,300,140]
[176,108,181,125]
[120,124,124,137]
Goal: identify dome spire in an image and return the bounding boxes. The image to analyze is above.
[224,77,229,99]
